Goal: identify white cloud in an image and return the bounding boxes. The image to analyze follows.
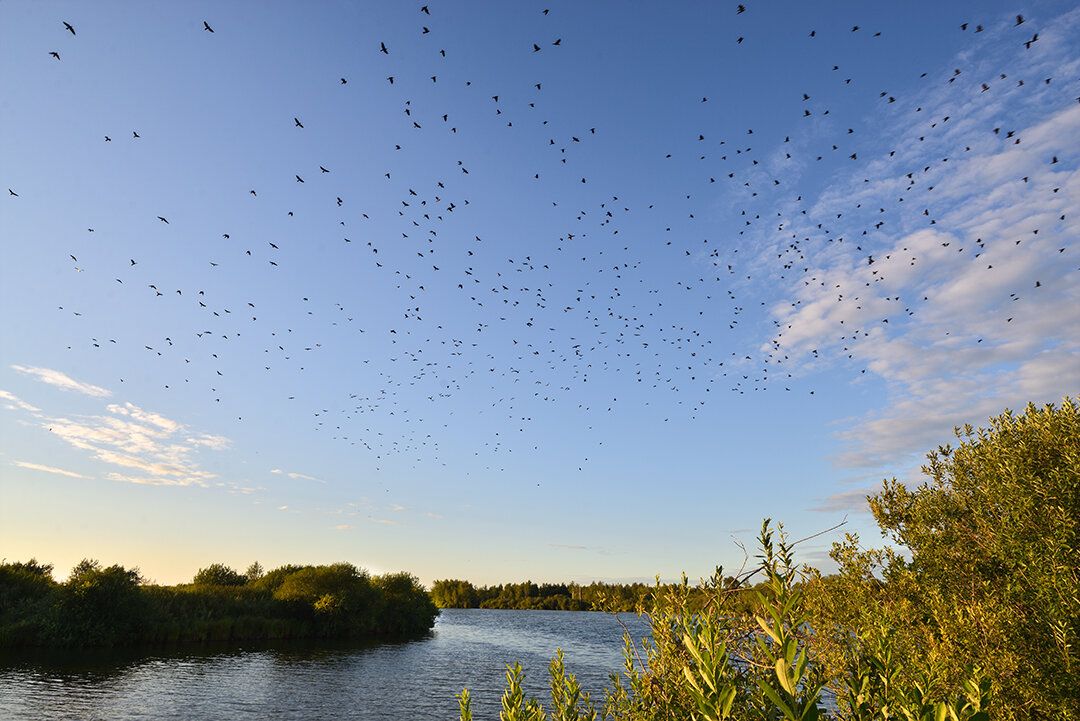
[107,472,208,487]
[751,14,1080,476]
[0,390,41,413]
[269,468,324,482]
[11,365,111,398]
[11,394,231,489]
[14,461,88,479]
[107,402,181,433]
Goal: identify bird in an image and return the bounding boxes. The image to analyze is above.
[49,51,60,60]
[203,21,214,32]
[380,41,389,54]
[294,117,304,128]
[157,216,169,223]
[63,21,75,35]
[7,189,17,196]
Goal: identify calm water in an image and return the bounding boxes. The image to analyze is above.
[0,609,652,720]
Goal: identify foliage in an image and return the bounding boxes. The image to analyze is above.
[466,520,994,721]
[192,563,247,587]
[374,571,439,635]
[0,560,436,647]
[805,398,1079,719]
[0,559,57,645]
[431,577,755,613]
[49,559,150,645]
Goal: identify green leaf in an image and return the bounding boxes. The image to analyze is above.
[776,658,796,695]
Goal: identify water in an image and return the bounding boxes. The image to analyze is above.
[0,609,651,720]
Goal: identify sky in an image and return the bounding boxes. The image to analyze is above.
[1,1,1077,587]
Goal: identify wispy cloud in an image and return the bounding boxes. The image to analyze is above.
[12,365,111,398]
[270,468,325,483]
[14,461,88,479]
[548,543,614,555]
[2,381,229,489]
[0,390,41,413]
[107,472,203,487]
[809,485,878,514]
[751,13,1080,476]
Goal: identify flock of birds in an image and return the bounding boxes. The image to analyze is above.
[8,4,1075,477]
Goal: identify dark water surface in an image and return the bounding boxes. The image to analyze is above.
[0,609,651,720]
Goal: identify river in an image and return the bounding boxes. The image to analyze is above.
[0,608,652,720]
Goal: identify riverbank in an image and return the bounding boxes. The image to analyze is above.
[0,560,437,647]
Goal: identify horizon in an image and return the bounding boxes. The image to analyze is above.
[2,1,1077,588]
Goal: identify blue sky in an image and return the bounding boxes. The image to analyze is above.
[2,1,1077,586]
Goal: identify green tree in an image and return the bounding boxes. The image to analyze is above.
[431,579,481,608]
[192,563,247,587]
[245,561,264,583]
[51,559,149,645]
[808,397,1079,719]
[373,572,439,634]
[871,398,1079,717]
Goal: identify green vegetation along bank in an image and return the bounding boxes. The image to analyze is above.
[458,398,1079,721]
[431,578,763,614]
[0,560,437,647]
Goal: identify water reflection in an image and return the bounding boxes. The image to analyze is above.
[1,609,650,720]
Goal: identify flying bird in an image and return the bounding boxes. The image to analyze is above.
[203,21,214,32]
[49,51,60,60]
[63,21,75,35]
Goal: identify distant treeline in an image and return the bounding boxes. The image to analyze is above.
[0,559,437,647]
[430,577,762,613]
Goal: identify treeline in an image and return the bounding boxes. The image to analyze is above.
[431,577,762,613]
[0,559,437,647]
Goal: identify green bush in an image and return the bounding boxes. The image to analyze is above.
[1,560,436,646]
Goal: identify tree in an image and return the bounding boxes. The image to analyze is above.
[192,563,247,587]
[811,397,1080,719]
[431,579,480,608]
[52,559,149,645]
[245,561,264,583]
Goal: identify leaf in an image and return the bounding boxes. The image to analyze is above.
[756,615,781,643]
[776,658,796,695]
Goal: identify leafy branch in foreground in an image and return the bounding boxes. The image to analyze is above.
[463,518,995,720]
